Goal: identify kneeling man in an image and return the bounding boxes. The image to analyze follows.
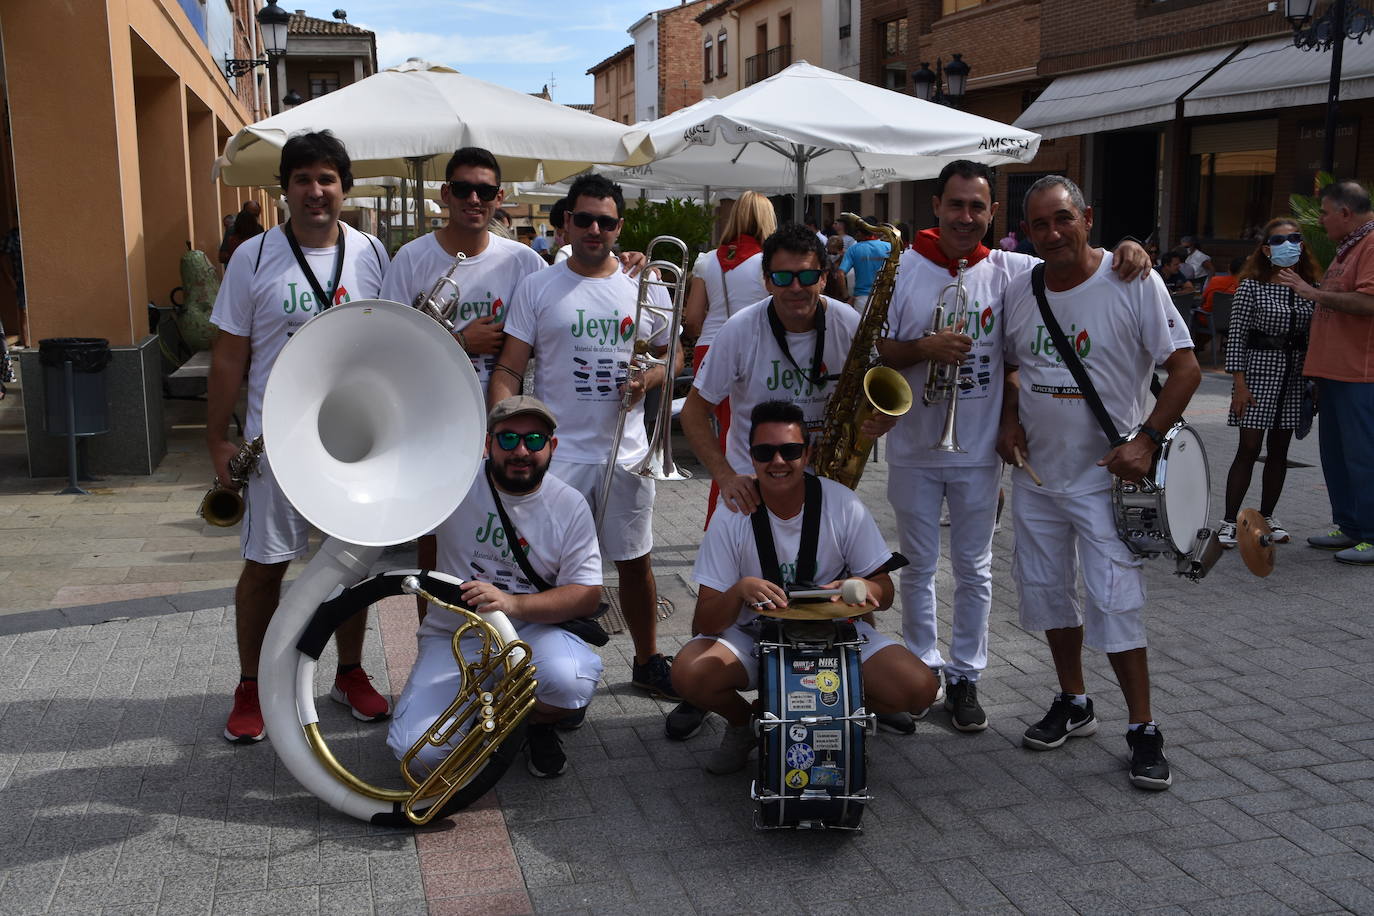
[387,396,604,779]
[672,399,939,774]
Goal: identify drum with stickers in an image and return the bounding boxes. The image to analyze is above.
[752,617,873,830]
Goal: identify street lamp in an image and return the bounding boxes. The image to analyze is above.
[282,89,304,108]
[1284,0,1374,173]
[224,0,292,79]
[911,54,970,107]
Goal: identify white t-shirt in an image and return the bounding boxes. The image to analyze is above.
[693,476,893,628]
[418,468,602,639]
[693,297,859,475]
[886,248,1037,467]
[381,233,546,389]
[1001,251,1195,496]
[504,261,673,465]
[1183,247,1212,280]
[210,223,388,438]
[554,246,571,264]
[695,250,768,348]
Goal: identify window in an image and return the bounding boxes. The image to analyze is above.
[942,0,989,12]
[1186,121,1277,240]
[718,30,728,77]
[839,0,852,38]
[704,35,714,82]
[309,72,340,98]
[879,18,907,90]
[647,38,656,69]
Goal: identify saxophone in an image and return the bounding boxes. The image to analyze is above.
[812,214,913,489]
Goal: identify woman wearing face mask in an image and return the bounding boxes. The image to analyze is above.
[1217,218,1322,547]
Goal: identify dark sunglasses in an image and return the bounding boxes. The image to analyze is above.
[1267,232,1303,246]
[448,180,501,201]
[493,431,550,452]
[769,269,824,287]
[570,211,621,231]
[750,442,806,463]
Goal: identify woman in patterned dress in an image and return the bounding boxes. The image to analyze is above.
[1217,218,1322,547]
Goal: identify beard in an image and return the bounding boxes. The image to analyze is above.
[489,456,547,494]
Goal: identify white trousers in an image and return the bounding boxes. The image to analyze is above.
[387,623,603,769]
[550,458,654,562]
[887,464,999,681]
[1011,484,1147,653]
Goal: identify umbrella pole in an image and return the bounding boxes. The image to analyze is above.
[408,156,431,240]
[793,147,806,225]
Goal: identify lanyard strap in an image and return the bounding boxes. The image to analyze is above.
[284,220,346,312]
[748,474,824,590]
[484,463,552,592]
[766,300,830,389]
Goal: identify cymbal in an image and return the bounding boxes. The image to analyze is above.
[754,600,860,621]
[1237,508,1275,577]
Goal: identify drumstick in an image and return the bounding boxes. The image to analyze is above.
[1013,446,1044,487]
[788,579,870,606]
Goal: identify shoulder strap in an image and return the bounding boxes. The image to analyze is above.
[253,231,270,273]
[747,474,823,590]
[484,465,552,592]
[749,496,785,590]
[1031,264,1126,448]
[370,232,385,272]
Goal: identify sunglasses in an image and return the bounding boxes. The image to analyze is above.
[492,431,550,452]
[448,180,501,202]
[749,442,806,463]
[769,269,824,287]
[569,211,621,231]
[1267,232,1303,246]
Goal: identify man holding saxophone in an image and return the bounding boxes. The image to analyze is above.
[207,131,392,743]
[490,174,682,700]
[879,161,1152,734]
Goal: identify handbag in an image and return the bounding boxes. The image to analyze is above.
[1297,379,1318,440]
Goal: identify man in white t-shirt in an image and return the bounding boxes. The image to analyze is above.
[388,396,603,779]
[1180,235,1213,282]
[207,131,392,744]
[672,399,939,774]
[879,162,1151,736]
[998,175,1199,792]
[491,174,681,701]
[381,148,546,392]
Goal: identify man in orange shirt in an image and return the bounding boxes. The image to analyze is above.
[1277,180,1374,565]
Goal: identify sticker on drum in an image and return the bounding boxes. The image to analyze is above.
[1159,425,1210,555]
[799,676,818,689]
[791,660,816,673]
[789,724,808,742]
[815,670,841,692]
[787,691,816,712]
[819,656,838,667]
[820,691,839,707]
[813,729,842,751]
[786,743,816,769]
[810,767,843,787]
[785,768,809,789]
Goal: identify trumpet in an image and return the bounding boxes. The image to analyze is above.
[412,251,468,330]
[594,236,692,533]
[923,258,975,454]
[197,436,265,527]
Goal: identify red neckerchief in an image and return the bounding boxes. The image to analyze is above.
[717,234,762,272]
[912,228,990,276]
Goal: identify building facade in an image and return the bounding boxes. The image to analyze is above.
[272,11,377,113]
[588,45,637,124]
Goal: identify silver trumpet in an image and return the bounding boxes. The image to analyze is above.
[198,436,265,527]
[412,251,468,330]
[923,258,975,454]
[594,236,692,533]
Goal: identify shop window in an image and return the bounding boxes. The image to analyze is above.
[1186,120,1277,241]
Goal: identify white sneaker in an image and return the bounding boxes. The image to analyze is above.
[913,681,946,720]
[1216,520,1237,549]
[705,724,755,774]
[1264,516,1291,543]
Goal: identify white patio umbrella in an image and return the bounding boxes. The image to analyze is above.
[611,61,1043,222]
[213,59,655,224]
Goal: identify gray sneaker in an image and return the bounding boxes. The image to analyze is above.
[1335,542,1374,566]
[705,723,756,774]
[1309,528,1359,550]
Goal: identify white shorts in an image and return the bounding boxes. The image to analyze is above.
[691,618,897,691]
[241,453,311,564]
[1012,484,1147,653]
[387,622,603,768]
[549,457,654,562]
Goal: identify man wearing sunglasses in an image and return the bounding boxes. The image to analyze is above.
[672,400,939,774]
[382,147,545,392]
[390,396,604,778]
[491,174,682,700]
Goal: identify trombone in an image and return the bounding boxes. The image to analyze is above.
[594,236,692,533]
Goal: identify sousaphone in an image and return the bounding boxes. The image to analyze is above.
[255,299,535,826]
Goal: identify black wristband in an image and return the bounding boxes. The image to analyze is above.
[1139,424,1165,446]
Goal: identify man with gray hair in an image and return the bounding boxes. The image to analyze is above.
[1276,179,1374,565]
[997,175,1200,791]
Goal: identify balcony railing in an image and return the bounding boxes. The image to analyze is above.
[745,44,792,85]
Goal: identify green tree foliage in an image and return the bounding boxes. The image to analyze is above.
[1290,171,1336,270]
[619,197,714,257]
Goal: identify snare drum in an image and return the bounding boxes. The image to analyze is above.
[752,618,873,830]
[1112,422,1211,560]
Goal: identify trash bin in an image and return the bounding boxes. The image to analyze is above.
[39,338,111,435]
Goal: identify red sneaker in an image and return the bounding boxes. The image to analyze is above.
[224,681,266,743]
[330,667,391,722]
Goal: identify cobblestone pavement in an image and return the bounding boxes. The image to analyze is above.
[4,367,1374,914]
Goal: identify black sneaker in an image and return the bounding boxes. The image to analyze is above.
[526,723,567,778]
[1022,695,1098,750]
[875,711,916,734]
[630,654,680,700]
[1126,724,1173,791]
[944,676,988,732]
[665,701,707,740]
[555,706,587,731]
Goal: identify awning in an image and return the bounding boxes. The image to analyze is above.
[1014,47,1236,140]
[1183,36,1374,117]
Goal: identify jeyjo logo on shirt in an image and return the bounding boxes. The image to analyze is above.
[1029,324,1092,362]
[571,309,635,346]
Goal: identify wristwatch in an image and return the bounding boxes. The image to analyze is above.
[1138,424,1165,447]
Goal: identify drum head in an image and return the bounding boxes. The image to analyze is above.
[1159,425,1210,555]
